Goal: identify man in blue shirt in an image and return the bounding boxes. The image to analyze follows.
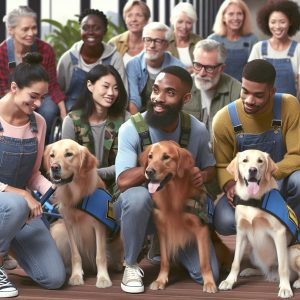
[126,22,184,114]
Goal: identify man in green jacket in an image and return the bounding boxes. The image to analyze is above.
[183,39,241,140]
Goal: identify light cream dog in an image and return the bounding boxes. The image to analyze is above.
[44,139,123,288]
[219,149,300,298]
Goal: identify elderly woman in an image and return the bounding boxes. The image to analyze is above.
[0,6,66,143]
[208,0,257,81]
[168,2,202,73]
[248,0,300,98]
[57,9,127,112]
[108,0,151,66]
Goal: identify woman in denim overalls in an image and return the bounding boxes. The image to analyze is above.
[0,53,65,298]
[208,0,257,82]
[248,0,300,98]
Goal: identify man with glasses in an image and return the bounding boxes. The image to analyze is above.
[126,22,184,114]
[183,39,241,140]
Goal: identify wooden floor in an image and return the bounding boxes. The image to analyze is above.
[7,236,300,300]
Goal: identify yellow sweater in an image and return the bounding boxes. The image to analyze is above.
[212,94,300,189]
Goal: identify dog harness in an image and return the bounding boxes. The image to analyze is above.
[78,188,120,236]
[130,111,191,150]
[234,189,300,244]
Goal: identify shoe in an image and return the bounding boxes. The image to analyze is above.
[0,267,18,297]
[3,255,17,271]
[121,264,144,293]
[147,234,161,265]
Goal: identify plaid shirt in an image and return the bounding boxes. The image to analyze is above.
[0,38,65,104]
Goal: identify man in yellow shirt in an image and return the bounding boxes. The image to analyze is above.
[212,59,300,235]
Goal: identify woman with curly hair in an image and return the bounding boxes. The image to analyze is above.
[248,0,300,97]
[208,0,257,81]
[57,9,127,112]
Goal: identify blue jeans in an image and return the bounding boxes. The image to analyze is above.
[113,186,219,284]
[36,95,59,144]
[0,193,66,289]
[214,170,300,236]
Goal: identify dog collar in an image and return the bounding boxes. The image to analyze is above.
[233,196,262,207]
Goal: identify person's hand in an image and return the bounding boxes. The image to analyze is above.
[224,180,236,207]
[22,190,43,220]
[191,167,205,189]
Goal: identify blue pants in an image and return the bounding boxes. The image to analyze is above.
[113,186,219,284]
[36,95,59,144]
[0,193,66,289]
[214,170,300,236]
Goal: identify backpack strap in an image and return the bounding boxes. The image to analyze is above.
[130,113,152,151]
[69,110,95,155]
[179,111,191,148]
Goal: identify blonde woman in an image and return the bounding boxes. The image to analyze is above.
[208,0,257,81]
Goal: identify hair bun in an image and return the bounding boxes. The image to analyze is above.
[22,52,43,65]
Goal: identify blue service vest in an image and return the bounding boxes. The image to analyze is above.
[234,189,300,244]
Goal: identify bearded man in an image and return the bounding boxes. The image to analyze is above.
[183,39,241,140]
[113,66,219,294]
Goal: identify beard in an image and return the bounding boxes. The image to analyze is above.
[194,73,220,91]
[145,100,184,129]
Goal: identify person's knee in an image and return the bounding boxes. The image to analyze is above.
[38,268,66,289]
[0,194,29,222]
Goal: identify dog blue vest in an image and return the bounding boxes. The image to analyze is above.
[79,188,120,235]
[235,189,300,243]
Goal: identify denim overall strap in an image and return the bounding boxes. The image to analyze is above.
[0,115,38,188]
[65,53,88,111]
[224,48,249,82]
[228,95,285,162]
[261,40,297,96]
[7,38,38,70]
[102,55,112,65]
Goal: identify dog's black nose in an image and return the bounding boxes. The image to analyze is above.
[146,168,156,180]
[248,167,257,177]
[51,163,61,173]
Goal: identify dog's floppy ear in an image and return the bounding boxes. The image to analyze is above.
[80,146,97,172]
[177,147,194,178]
[139,145,152,168]
[264,153,278,181]
[43,144,52,173]
[227,154,239,181]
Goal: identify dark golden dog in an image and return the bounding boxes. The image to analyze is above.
[139,140,217,293]
[44,139,122,288]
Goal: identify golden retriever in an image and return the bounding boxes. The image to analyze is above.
[219,149,300,298]
[44,139,123,288]
[139,140,217,293]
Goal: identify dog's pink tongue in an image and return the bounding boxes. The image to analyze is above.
[247,182,260,196]
[148,182,160,194]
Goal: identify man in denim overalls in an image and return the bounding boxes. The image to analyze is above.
[212,59,300,235]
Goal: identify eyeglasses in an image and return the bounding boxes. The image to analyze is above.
[192,62,223,73]
[143,37,166,46]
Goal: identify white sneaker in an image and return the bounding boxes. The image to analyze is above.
[3,255,17,271]
[0,267,18,298]
[121,264,144,293]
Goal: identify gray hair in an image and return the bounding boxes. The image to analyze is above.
[170,2,197,24]
[123,0,151,21]
[142,22,172,41]
[3,6,36,29]
[193,39,227,63]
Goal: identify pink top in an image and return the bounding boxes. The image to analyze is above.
[0,112,51,194]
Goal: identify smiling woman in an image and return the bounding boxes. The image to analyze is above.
[57,9,127,112]
[0,52,66,298]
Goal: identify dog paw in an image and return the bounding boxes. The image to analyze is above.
[203,282,217,293]
[278,286,293,298]
[293,279,300,289]
[240,268,261,277]
[69,274,84,286]
[219,280,233,290]
[149,280,166,290]
[96,277,112,288]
